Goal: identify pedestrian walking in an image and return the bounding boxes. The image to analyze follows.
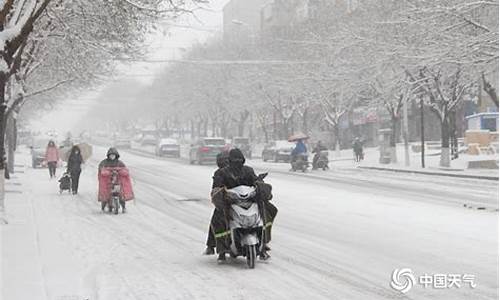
[44,140,60,178]
[67,145,83,194]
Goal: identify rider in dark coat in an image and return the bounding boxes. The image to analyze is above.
[67,145,83,194]
[312,140,327,169]
[210,148,276,261]
[212,148,257,189]
[204,151,229,256]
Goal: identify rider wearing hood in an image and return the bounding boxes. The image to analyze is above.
[204,151,230,256]
[210,148,274,261]
[98,147,126,170]
[98,147,128,212]
[212,148,257,189]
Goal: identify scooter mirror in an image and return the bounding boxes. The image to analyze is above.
[257,172,268,181]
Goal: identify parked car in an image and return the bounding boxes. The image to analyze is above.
[189,137,226,165]
[232,137,252,159]
[30,138,49,168]
[114,138,132,149]
[156,138,181,157]
[262,140,295,162]
[141,135,157,146]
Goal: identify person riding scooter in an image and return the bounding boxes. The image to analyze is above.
[204,151,229,256]
[98,148,133,213]
[290,139,308,171]
[312,140,327,170]
[210,148,276,262]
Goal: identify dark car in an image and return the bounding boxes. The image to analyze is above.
[232,137,252,159]
[30,138,49,168]
[189,137,226,165]
[262,140,295,162]
[156,138,181,157]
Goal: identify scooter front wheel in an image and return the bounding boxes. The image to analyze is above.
[113,197,119,215]
[246,245,256,269]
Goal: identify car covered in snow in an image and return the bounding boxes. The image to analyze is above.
[156,138,181,157]
[189,137,226,165]
[262,140,295,162]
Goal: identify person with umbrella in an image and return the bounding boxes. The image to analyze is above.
[289,133,309,163]
[67,145,84,194]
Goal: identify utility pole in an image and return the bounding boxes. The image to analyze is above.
[420,96,425,168]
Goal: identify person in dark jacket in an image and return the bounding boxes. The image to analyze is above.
[67,145,83,194]
[352,137,364,162]
[211,148,274,261]
[312,140,327,169]
[203,151,229,256]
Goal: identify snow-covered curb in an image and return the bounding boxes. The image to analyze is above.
[357,166,499,181]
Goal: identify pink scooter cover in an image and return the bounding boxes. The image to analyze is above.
[98,167,134,202]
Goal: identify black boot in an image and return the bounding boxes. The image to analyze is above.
[203,246,215,255]
[259,249,270,260]
[217,252,226,262]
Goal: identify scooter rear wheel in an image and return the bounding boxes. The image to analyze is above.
[246,245,256,269]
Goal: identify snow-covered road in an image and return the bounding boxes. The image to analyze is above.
[3,147,498,300]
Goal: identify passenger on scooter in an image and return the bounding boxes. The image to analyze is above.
[211,148,275,262]
[203,151,229,256]
[312,140,327,169]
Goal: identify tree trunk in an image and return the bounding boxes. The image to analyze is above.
[272,112,277,140]
[302,109,308,133]
[482,73,499,108]
[196,120,201,138]
[203,119,208,137]
[440,117,451,167]
[390,115,398,164]
[0,74,7,211]
[6,114,16,174]
[448,112,458,160]
[190,120,195,140]
[334,124,341,157]
[237,110,249,137]
[282,120,289,140]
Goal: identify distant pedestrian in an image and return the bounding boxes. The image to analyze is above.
[44,140,60,178]
[67,145,83,194]
[352,137,364,162]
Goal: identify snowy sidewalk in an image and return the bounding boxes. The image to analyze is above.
[1,154,90,300]
[326,145,499,180]
[1,156,50,300]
